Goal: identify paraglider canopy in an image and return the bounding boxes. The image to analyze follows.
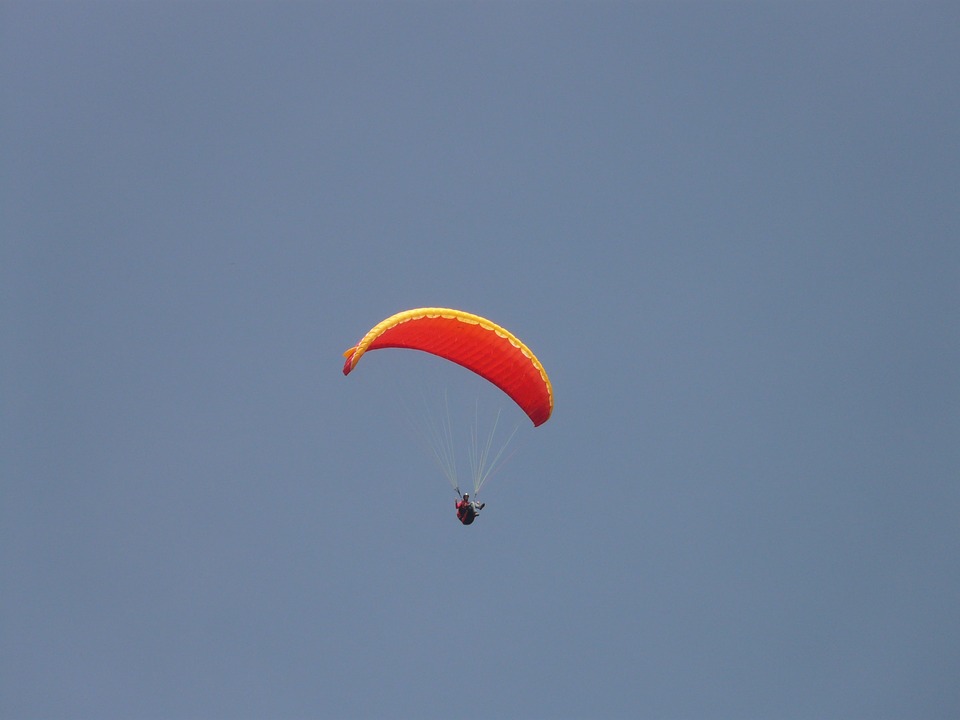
[342,308,553,426]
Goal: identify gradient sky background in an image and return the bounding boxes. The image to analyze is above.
[3,2,959,719]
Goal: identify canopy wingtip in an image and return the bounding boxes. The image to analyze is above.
[342,346,359,375]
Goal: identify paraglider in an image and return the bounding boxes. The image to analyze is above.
[342,307,552,524]
[455,492,485,525]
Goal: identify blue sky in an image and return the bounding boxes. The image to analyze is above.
[3,2,958,718]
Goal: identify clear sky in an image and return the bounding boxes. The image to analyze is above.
[3,2,958,719]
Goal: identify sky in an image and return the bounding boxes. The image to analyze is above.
[2,2,959,718]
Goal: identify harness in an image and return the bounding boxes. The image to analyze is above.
[457,504,476,525]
